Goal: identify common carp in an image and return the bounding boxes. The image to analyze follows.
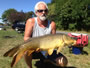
[3,33,76,67]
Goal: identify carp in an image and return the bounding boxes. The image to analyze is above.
[3,33,76,67]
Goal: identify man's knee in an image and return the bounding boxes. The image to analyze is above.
[55,56,68,67]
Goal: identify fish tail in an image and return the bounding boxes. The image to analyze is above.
[3,46,20,57]
[11,50,25,67]
[11,49,35,67]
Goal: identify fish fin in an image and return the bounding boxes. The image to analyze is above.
[48,49,54,55]
[11,51,24,67]
[36,48,40,51]
[57,47,62,54]
[57,43,64,54]
[3,46,20,57]
[27,50,34,56]
[11,54,17,67]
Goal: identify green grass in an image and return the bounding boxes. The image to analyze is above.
[0,29,90,68]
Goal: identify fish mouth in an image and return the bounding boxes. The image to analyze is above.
[68,40,77,48]
[68,45,73,48]
[68,44,76,48]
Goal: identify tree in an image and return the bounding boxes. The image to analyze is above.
[48,3,56,21]
[48,0,90,31]
[25,11,35,21]
[2,9,17,23]
[8,11,26,24]
[2,9,35,25]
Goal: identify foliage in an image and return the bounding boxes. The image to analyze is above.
[2,9,35,25]
[48,0,90,31]
[48,3,56,21]
[2,9,17,22]
[25,11,35,21]
[8,12,26,24]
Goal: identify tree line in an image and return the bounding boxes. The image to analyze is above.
[48,0,90,31]
[2,9,35,24]
[1,0,90,31]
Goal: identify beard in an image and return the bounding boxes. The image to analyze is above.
[37,14,47,21]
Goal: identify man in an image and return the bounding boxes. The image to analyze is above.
[24,1,68,68]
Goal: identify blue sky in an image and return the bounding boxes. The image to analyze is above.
[0,0,51,23]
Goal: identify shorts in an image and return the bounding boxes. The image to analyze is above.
[32,50,65,63]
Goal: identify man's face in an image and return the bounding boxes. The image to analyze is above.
[35,3,48,21]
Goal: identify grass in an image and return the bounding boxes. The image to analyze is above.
[0,29,90,68]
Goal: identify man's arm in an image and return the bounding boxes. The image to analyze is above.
[51,21,56,34]
[24,18,35,41]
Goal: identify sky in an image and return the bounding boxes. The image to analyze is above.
[0,0,51,23]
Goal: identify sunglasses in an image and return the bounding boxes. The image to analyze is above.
[37,9,48,13]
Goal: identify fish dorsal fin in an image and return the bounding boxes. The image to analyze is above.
[48,48,54,55]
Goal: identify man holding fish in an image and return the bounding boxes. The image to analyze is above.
[24,1,68,68]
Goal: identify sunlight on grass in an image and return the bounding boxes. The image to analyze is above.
[0,29,90,68]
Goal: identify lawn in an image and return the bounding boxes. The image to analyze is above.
[0,29,90,68]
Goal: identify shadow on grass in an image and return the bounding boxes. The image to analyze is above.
[35,61,76,68]
[81,50,88,55]
[3,36,16,39]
